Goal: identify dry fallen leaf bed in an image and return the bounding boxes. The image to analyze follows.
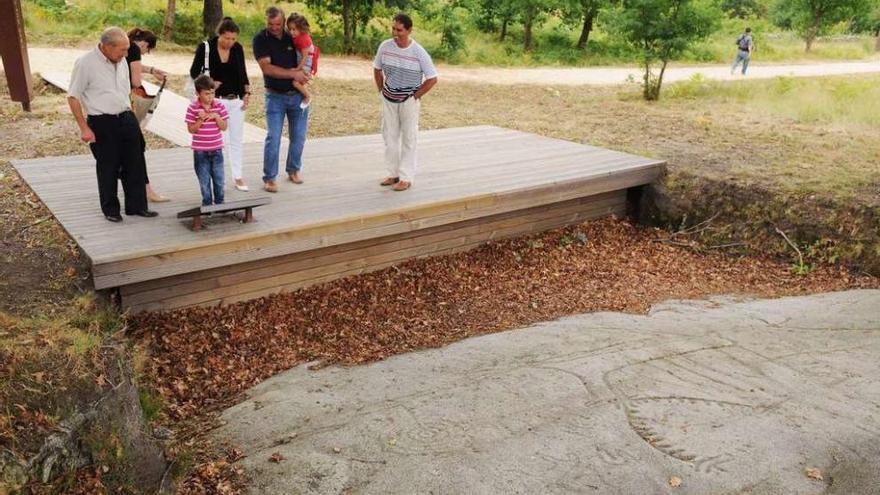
[130,217,878,422]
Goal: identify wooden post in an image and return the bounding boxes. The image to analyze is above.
[192,215,202,232]
[0,0,34,111]
[244,207,254,223]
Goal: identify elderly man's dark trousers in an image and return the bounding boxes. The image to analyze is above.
[87,111,147,217]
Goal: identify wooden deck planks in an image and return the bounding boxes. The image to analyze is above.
[12,126,664,310]
[89,165,657,289]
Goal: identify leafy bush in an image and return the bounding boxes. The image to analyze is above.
[772,0,875,51]
[609,0,722,100]
[167,10,206,45]
[665,74,716,99]
[31,0,68,17]
[316,23,389,56]
[722,0,767,18]
[436,5,468,61]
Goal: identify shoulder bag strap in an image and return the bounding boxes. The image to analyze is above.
[203,40,210,74]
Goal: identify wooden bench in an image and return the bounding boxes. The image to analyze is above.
[176,197,272,232]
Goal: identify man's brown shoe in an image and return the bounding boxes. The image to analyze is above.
[380,177,400,186]
[263,180,278,193]
[288,172,303,184]
[391,180,411,191]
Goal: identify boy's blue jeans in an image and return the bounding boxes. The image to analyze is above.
[263,91,310,183]
[193,149,224,206]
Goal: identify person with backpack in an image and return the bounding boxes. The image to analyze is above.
[732,27,755,76]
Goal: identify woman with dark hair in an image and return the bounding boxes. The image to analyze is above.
[126,27,170,202]
[127,28,168,90]
[190,17,252,191]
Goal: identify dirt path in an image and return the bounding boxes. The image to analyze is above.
[10,47,880,86]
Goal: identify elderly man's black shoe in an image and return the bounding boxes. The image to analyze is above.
[126,210,159,218]
[105,214,123,223]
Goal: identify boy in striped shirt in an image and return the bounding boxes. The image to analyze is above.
[186,75,229,206]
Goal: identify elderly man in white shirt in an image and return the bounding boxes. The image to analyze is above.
[67,26,157,222]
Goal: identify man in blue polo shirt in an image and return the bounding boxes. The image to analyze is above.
[253,6,312,192]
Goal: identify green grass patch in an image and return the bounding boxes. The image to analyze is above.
[691,16,877,64]
[138,388,163,423]
[0,294,122,455]
[21,0,880,65]
[664,73,880,129]
[68,294,126,334]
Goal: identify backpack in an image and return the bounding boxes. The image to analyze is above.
[736,34,750,51]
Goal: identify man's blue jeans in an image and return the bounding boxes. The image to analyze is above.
[263,91,310,183]
[193,149,224,206]
[732,50,750,75]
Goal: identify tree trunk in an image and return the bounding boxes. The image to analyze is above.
[642,59,652,100]
[653,60,669,100]
[805,13,822,52]
[577,6,597,49]
[500,17,509,41]
[523,7,535,51]
[203,0,223,38]
[342,0,354,54]
[162,0,176,42]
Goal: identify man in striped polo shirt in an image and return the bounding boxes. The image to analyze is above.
[373,13,438,192]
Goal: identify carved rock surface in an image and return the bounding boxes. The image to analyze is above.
[217,290,880,494]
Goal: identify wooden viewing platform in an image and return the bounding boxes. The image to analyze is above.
[12,126,665,313]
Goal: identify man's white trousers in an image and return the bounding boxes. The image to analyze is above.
[219,98,246,180]
[381,96,420,183]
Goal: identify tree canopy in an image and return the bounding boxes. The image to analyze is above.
[772,0,875,51]
[610,0,721,100]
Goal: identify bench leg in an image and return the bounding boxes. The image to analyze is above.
[192,215,202,232]
[244,207,254,223]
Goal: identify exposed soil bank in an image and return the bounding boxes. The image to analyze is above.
[644,173,880,275]
[2,342,169,493]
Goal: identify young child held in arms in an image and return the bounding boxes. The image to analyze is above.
[185,74,229,206]
[287,13,319,110]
